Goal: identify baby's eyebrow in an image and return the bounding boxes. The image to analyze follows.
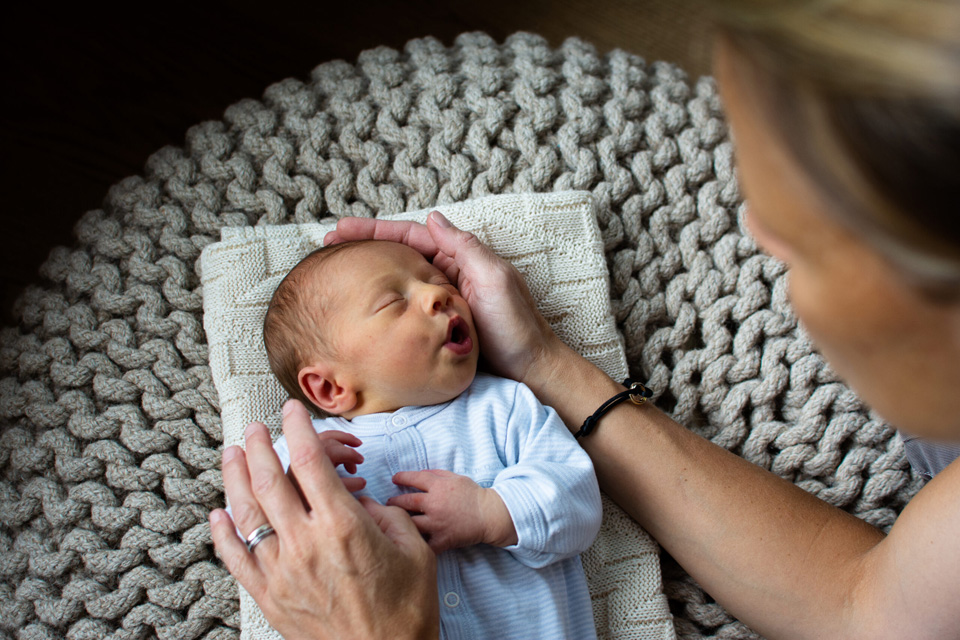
[419,261,448,281]
[361,273,400,308]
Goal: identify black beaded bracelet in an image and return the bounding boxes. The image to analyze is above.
[574,378,654,439]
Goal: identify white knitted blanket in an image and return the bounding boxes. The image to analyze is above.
[0,32,921,640]
[200,190,675,640]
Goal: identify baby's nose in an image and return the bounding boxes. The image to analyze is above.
[424,285,451,312]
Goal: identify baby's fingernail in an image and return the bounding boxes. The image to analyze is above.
[282,400,296,417]
[430,211,451,228]
[244,422,260,438]
[223,446,240,462]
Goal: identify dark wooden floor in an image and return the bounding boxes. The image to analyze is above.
[0,1,711,325]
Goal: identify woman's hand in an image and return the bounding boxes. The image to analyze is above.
[325,212,564,385]
[210,400,439,640]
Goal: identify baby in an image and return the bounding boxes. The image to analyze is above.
[260,238,602,640]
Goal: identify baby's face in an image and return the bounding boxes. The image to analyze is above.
[318,241,479,414]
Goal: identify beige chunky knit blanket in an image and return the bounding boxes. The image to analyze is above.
[0,32,922,640]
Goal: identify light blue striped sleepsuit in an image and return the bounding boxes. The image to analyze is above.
[272,373,603,640]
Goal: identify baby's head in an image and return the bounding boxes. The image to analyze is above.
[263,240,479,418]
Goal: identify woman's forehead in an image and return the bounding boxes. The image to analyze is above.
[715,38,855,258]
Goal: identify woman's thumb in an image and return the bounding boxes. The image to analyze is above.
[426,211,490,264]
[360,497,429,555]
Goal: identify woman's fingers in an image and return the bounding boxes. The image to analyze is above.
[340,476,367,492]
[280,400,359,518]
[425,211,496,269]
[359,497,437,560]
[287,470,365,510]
[328,211,560,384]
[221,443,276,549]
[424,211,557,381]
[216,404,440,639]
[244,421,309,547]
[386,492,426,513]
[209,508,268,599]
[326,218,441,259]
[430,251,462,287]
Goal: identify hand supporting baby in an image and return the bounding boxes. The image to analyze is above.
[211,401,439,640]
[388,470,519,554]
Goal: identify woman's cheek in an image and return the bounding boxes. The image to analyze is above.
[787,267,837,341]
[786,262,869,381]
[744,208,797,265]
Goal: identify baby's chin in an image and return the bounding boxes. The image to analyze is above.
[352,368,479,417]
[414,367,478,408]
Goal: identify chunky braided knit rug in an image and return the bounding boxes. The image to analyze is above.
[0,32,922,640]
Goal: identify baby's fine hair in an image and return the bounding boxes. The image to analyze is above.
[262,240,374,415]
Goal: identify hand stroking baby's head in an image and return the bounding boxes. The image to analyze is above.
[263,240,479,418]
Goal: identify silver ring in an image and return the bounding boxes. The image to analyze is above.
[245,524,276,553]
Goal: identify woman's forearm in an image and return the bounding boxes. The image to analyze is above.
[524,340,885,639]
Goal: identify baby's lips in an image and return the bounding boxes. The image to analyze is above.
[447,337,473,356]
[445,316,458,343]
[443,316,474,355]
[447,315,473,342]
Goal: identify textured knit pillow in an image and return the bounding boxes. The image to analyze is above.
[200,190,676,640]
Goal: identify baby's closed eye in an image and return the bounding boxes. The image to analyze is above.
[432,277,459,292]
[375,295,405,312]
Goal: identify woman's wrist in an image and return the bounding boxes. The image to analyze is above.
[517,333,574,398]
[520,336,626,433]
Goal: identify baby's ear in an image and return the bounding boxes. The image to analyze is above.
[298,365,357,415]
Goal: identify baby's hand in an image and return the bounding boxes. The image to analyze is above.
[387,470,518,554]
[290,430,366,494]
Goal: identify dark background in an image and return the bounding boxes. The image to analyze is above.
[0,1,710,325]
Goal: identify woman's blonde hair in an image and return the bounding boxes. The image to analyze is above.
[710,0,960,298]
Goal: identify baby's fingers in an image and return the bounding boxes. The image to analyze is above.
[393,469,454,491]
[322,440,364,474]
[289,468,365,502]
[410,517,455,554]
[317,430,362,448]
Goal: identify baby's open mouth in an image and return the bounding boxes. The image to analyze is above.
[444,317,473,355]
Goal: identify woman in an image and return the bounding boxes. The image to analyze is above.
[209,1,960,638]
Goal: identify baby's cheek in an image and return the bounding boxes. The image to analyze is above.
[385,336,432,368]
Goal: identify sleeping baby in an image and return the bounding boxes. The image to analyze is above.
[252,238,602,640]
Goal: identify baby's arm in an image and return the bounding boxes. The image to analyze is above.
[390,382,601,564]
[487,382,602,568]
[387,470,516,553]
